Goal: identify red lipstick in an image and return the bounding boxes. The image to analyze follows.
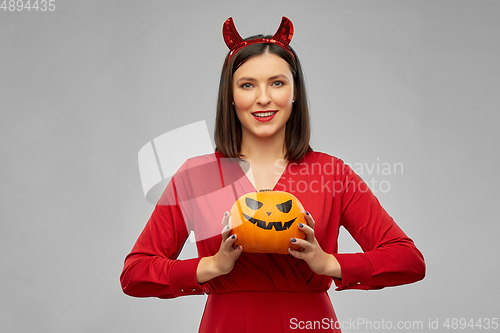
[251,110,278,122]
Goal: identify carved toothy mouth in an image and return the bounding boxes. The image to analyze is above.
[242,213,296,231]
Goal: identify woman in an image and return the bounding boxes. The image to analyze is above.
[120,17,425,332]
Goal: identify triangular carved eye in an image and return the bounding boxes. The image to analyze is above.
[246,197,263,210]
[276,200,292,213]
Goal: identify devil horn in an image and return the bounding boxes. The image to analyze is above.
[272,16,294,46]
[223,17,245,50]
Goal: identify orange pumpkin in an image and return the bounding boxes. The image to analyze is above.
[229,190,307,254]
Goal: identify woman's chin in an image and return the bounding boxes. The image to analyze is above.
[249,130,281,140]
[245,125,286,139]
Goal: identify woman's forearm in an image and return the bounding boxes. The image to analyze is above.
[323,253,342,278]
[196,256,222,284]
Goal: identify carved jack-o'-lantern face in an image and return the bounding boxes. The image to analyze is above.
[229,190,307,254]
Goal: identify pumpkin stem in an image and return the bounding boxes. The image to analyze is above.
[259,189,272,192]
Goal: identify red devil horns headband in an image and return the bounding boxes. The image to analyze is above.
[223,16,295,63]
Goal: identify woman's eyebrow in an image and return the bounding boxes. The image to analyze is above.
[236,77,257,84]
[236,74,289,84]
[268,74,289,81]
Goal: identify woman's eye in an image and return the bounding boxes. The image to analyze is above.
[241,83,253,89]
[272,81,284,87]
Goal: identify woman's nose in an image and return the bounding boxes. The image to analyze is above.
[256,88,271,105]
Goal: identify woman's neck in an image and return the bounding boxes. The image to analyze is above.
[240,131,287,163]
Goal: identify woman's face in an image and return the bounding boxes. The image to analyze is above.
[232,52,295,142]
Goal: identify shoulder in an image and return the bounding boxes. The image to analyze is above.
[184,152,218,168]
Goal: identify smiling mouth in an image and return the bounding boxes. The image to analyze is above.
[242,213,296,231]
[251,111,278,118]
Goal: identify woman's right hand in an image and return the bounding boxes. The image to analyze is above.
[214,211,244,274]
[196,212,243,283]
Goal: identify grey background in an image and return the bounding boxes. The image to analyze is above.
[1,0,499,332]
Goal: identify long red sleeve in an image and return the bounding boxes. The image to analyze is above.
[331,163,426,290]
[120,177,206,299]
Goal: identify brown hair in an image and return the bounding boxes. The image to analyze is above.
[214,35,312,162]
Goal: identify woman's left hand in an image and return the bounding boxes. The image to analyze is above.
[288,211,342,278]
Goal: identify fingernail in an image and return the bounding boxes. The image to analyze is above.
[224,211,228,216]
[305,211,310,216]
[231,234,236,239]
[226,225,230,229]
[290,238,296,242]
[298,223,304,228]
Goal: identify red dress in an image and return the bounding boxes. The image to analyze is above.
[120,151,425,332]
